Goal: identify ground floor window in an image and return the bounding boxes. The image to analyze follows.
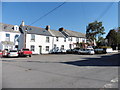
[46,46,49,51]
[31,45,35,51]
[15,45,18,48]
[61,45,64,50]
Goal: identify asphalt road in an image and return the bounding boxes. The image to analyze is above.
[1,53,120,88]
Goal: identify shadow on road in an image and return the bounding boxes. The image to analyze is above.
[61,53,120,66]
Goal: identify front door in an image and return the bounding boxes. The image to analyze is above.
[39,46,42,54]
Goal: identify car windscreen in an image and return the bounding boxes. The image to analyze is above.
[9,50,18,52]
[22,49,29,51]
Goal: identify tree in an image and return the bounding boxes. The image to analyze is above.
[86,21,105,45]
[106,29,117,46]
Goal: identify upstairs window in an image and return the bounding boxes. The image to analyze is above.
[5,33,10,41]
[4,26,7,29]
[76,38,79,42]
[31,34,35,42]
[15,35,19,42]
[64,38,66,42]
[68,37,72,41]
[46,37,50,43]
[56,37,59,41]
[14,25,19,31]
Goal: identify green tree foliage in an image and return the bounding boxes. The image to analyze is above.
[117,28,120,44]
[86,21,105,43]
[106,29,118,46]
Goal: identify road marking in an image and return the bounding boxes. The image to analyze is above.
[110,78,118,83]
[103,84,113,88]
[103,78,118,88]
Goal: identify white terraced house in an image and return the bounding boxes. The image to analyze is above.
[59,27,86,49]
[48,26,68,53]
[0,23,20,50]
[0,21,86,54]
[19,21,53,54]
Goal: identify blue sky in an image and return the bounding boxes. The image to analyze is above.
[2,2,118,37]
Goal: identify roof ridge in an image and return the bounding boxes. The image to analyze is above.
[65,29,85,34]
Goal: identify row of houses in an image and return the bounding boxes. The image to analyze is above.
[0,21,86,54]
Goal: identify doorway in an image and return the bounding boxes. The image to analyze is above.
[39,46,42,54]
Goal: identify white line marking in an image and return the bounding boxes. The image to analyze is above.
[103,78,118,88]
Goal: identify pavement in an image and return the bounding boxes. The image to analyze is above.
[1,53,120,88]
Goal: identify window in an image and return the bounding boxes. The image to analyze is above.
[54,44,56,48]
[6,33,10,41]
[56,37,59,41]
[14,25,19,31]
[76,38,79,42]
[68,37,72,41]
[31,45,35,51]
[46,37,49,43]
[15,45,18,48]
[64,38,66,42]
[15,35,19,42]
[4,26,7,29]
[46,46,49,51]
[82,39,85,43]
[31,34,35,41]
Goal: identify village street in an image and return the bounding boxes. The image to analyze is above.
[1,53,120,88]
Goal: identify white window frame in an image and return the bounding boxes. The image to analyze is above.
[31,34,35,42]
[56,37,59,41]
[31,45,35,51]
[46,37,50,43]
[46,46,49,51]
[6,33,10,41]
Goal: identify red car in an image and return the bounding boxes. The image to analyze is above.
[19,48,32,57]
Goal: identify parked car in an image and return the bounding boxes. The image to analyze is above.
[73,48,81,54]
[7,50,19,57]
[51,49,66,54]
[66,49,74,54]
[94,48,106,54]
[78,49,95,55]
[19,48,32,57]
[66,48,81,54]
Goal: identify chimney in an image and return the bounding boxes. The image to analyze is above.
[59,27,64,31]
[46,25,50,31]
[21,21,25,26]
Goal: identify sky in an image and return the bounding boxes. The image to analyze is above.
[2,2,118,37]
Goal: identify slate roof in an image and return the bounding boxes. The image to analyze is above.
[49,30,65,37]
[62,29,85,38]
[21,25,52,36]
[0,23,20,33]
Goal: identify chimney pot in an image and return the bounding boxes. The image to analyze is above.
[46,25,50,31]
[21,21,25,26]
[59,27,64,31]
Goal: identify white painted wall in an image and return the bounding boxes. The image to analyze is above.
[52,37,70,52]
[25,34,53,54]
[0,31,20,50]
